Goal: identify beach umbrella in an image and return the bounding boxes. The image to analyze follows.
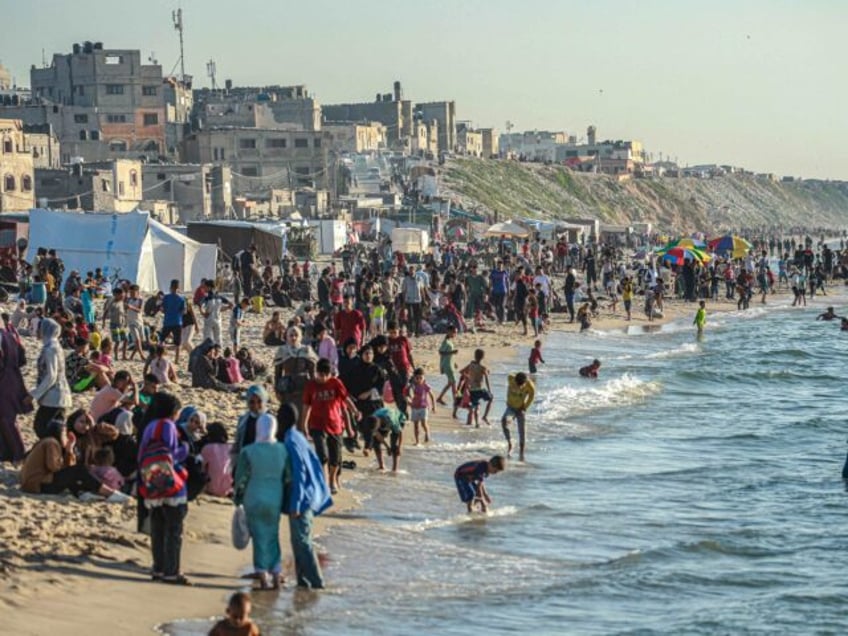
[708,235,752,258]
[661,237,707,250]
[485,220,530,239]
[658,246,711,265]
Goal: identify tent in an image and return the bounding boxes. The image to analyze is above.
[26,209,217,292]
[187,220,287,264]
[485,220,530,238]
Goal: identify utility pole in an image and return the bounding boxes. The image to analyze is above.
[206,59,217,90]
[172,8,186,81]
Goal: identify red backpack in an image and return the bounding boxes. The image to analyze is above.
[138,420,187,499]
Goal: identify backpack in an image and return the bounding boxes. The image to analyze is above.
[138,420,187,500]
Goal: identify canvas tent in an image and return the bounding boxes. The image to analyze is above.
[187,220,287,264]
[484,220,530,238]
[26,209,217,292]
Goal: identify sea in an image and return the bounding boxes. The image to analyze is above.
[166,291,848,635]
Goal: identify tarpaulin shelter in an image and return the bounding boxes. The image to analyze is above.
[187,220,288,264]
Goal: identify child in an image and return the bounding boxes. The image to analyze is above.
[301,358,360,494]
[436,325,459,406]
[454,455,506,513]
[209,592,261,636]
[577,303,592,332]
[621,276,634,321]
[75,315,90,342]
[605,277,619,313]
[579,359,601,378]
[200,422,233,497]
[88,322,102,352]
[501,373,535,462]
[526,289,539,336]
[361,406,406,472]
[220,347,244,385]
[459,348,493,428]
[231,298,249,349]
[315,322,339,376]
[144,344,178,385]
[409,368,436,444]
[370,296,386,337]
[89,447,125,492]
[528,340,545,374]
[96,337,115,369]
[102,288,129,361]
[694,300,706,334]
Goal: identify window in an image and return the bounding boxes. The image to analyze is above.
[239,138,257,150]
[314,138,321,148]
[241,166,259,177]
[109,140,128,152]
[22,176,32,191]
[294,138,309,148]
[106,84,124,95]
[266,138,287,148]
[142,86,158,96]
[213,148,219,161]
[105,55,123,65]
[74,113,89,124]
[2,139,11,153]
[90,130,100,141]
[118,181,125,196]
[3,175,15,191]
[77,85,85,96]
[130,170,138,187]
[101,179,110,193]
[143,113,159,126]
[79,130,88,140]
[106,114,127,123]
[157,173,167,181]
[220,148,226,160]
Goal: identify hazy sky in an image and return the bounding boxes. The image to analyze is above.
[3,0,847,178]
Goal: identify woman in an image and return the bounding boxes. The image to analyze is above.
[20,419,128,501]
[66,409,119,467]
[137,391,191,585]
[346,345,386,419]
[28,318,72,439]
[231,385,270,462]
[273,326,318,416]
[262,311,285,346]
[233,412,287,590]
[0,319,29,464]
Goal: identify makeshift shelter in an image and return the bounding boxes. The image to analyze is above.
[26,209,217,292]
[485,220,530,239]
[187,220,287,264]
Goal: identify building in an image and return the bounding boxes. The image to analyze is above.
[322,82,413,145]
[456,123,483,157]
[0,119,35,211]
[141,163,232,222]
[0,63,11,90]
[323,121,387,153]
[416,101,456,153]
[195,85,321,132]
[23,123,60,168]
[35,159,142,212]
[479,128,499,158]
[181,127,328,194]
[500,130,567,162]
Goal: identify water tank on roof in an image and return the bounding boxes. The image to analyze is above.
[94,42,103,50]
[73,43,81,54]
[83,41,93,53]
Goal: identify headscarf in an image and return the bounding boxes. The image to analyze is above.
[40,317,61,344]
[245,385,269,415]
[254,412,278,443]
[176,406,207,441]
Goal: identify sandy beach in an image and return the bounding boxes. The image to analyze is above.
[0,287,773,635]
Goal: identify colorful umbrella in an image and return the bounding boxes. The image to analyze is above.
[658,237,707,250]
[658,246,711,265]
[708,235,752,258]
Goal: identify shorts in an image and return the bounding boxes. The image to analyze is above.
[71,374,96,393]
[410,407,428,422]
[311,429,342,467]
[110,326,128,342]
[454,476,477,503]
[161,325,182,346]
[624,299,632,312]
[128,322,144,346]
[469,389,493,408]
[528,362,538,374]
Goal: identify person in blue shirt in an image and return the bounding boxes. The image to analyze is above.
[489,261,510,324]
[454,455,505,513]
[161,279,186,365]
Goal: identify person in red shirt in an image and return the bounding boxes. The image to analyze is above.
[333,295,366,348]
[193,279,209,306]
[301,358,360,493]
[528,339,545,374]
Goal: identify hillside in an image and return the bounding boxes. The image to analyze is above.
[442,158,848,233]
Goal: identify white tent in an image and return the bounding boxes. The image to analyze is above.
[485,220,530,238]
[27,209,217,292]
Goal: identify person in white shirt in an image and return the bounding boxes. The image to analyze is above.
[201,281,232,345]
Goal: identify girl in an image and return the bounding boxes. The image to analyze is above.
[145,345,178,385]
[370,297,386,336]
[200,422,233,497]
[409,368,436,445]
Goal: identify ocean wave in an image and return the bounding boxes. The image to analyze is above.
[539,373,663,419]
[403,505,521,532]
[646,342,701,359]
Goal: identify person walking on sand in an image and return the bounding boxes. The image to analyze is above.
[694,300,707,335]
[501,372,535,462]
[436,325,459,408]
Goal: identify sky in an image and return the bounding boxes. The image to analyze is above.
[3,0,847,179]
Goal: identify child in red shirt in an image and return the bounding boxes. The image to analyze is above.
[528,340,545,374]
[301,358,360,493]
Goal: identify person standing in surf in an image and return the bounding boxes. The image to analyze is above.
[694,300,707,335]
[500,373,535,462]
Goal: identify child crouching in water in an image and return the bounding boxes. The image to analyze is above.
[209,592,260,636]
[409,367,436,445]
[454,455,505,513]
[360,406,406,472]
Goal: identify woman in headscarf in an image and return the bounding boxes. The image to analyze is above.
[174,406,209,501]
[273,326,318,416]
[0,317,30,464]
[28,318,72,439]
[233,411,287,590]
[231,385,270,463]
[346,345,386,419]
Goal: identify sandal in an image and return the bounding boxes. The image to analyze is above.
[163,574,192,586]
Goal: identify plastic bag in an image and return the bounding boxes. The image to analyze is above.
[231,505,250,550]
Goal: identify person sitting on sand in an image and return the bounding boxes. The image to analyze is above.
[454,455,506,513]
[263,310,286,347]
[579,359,602,378]
[200,422,233,497]
[89,446,125,492]
[209,592,261,636]
[66,336,110,393]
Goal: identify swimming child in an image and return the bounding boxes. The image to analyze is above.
[360,406,406,472]
[694,300,706,334]
[579,359,601,378]
[501,373,535,462]
[528,340,545,374]
[209,592,261,636]
[454,455,506,513]
[409,368,436,444]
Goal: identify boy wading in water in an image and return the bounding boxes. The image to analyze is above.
[459,348,493,428]
[454,455,506,513]
[694,300,707,335]
[501,372,535,462]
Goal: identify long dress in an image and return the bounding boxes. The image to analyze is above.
[0,329,29,462]
[234,442,289,574]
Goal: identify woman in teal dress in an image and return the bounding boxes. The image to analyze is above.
[233,411,289,590]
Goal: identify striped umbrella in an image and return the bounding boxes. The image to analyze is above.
[708,235,752,258]
[657,246,711,265]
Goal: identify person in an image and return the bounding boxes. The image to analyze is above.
[137,391,191,585]
[577,302,592,332]
[262,311,286,346]
[231,385,272,462]
[409,368,436,445]
[0,319,30,464]
[841,317,848,332]
[579,359,602,378]
[201,281,232,346]
[208,592,261,636]
[200,422,233,497]
[300,358,360,494]
[370,296,386,337]
[460,348,493,428]
[816,307,841,321]
[126,285,146,360]
[90,370,137,424]
[28,318,72,439]
[501,372,535,462]
[161,280,186,365]
[387,321,414,414]
[401,268,424,336]
[694,300,707,334]
[435,325,458,406]
[66,336,110,392]
[145,345,178,385]
[528,340,545,374]
[360,406,406,472]
[234,412,287,590]
[89,447,124,492]
[333,294,367,348]
[180,300,198,357]
[102,287,129,361]
[315,322,338,376]
[20,420,129,501]
[454,455,506,513]
[273,326,319,416]
[621,276,634,321]
[230,298,249,349]
[279,403,331,590]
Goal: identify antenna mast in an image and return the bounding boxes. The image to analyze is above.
[206,59,217,91]
[172,8,186,81]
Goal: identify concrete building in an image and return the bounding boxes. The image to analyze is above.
[416,101,456,153]
[35,159,142,212]
[456,123,483,157]
[556,129,644,176]
[195,85,321,132]
[323,121,386,153]
[322,82,413,145]
[479,128,499,159]
[23,123,60,168]
[0,119,35,211]
[500,130,567,162]
[141,163,232,222]
[181,127,328,194]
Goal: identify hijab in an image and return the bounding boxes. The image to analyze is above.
[245,384,269,415]
[254,412,278,443]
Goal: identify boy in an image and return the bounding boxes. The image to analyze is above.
[301,358,360,494]
[579,359,601,378]
[528,340,545,374]
[409,368,436,444]
[436,325,459,407]
[459,348,493,428]
[694,300,706,334]
[209,592,261,636]
[621,276,634,321]
[102,287,129,361]
[125,285,145,361]
[454,455,506,513]
[361,406,406,472]
[231,298,249,348]
[501,372,535,462]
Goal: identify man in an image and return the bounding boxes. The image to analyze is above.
[161,279,186,364]
[500,372,535,462]
[489,261,509,324]
[465,264,487,320]
[563,268,577,322]
[401,268,423,336]
[200,281,232,346]
[333,294,366,348]
[102,288,129,361]
[240,244,257,298]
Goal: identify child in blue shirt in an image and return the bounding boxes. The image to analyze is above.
[454,455,505,513]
